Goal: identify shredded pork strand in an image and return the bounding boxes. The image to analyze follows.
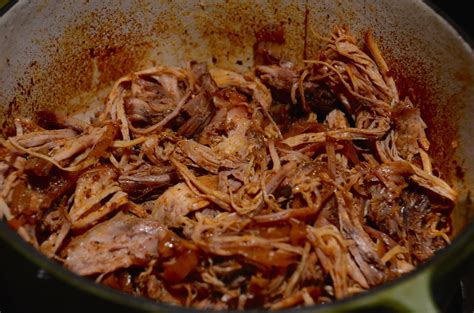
[0,26,456,310]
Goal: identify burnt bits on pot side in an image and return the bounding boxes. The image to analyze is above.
[1,5,156,137]
[1,2,467,204]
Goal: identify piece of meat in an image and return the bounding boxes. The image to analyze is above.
[282,118,326,138]
[336,192,385,286]
[371,161,412,201]
[409,163,457,202]
[280,127,387,148]
[34,110,92,132]
[325,109,349,129]
[87,122,118,159]
[52,124,117,162]
[256,65,298,91]
[9,123,117,172]
[52,135,97,161]
[214,106,252,158]
[307,222,350,299]
[64,212,165,276]
[198,88,249,146]
[154,73,182,103]
[14,129,76,148]
[253,23,285,65]
[212,87,249,109]
[170,158,232,211]
[177,65,218,137]
[152,182,210,227]
[269,287,320,310]
[400,191,448,262]
[176,89,214,137]
[392,99,430,159]
[367,192,402,241]
[119,164,178,200]
[332,38,393,101]
[124,97,155,123]
[119,174,175,197]
[177,139,243,174]
[103,65,193,138]
[69,166,127,229]
[309,26,396,128]
[204,235,300,268]
[39,205,71,258]
[369,160,457,202]
[209,68,273,112]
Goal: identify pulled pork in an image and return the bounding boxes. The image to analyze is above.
[0,26,456,310]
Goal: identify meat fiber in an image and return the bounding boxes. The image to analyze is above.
[64,212,165,275]
[0,26,456,310]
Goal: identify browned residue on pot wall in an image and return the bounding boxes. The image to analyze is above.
[3,2,470,188]
[387,49,473,187]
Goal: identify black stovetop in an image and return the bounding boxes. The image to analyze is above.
[0,1,473,313]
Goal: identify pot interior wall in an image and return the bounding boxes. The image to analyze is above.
[0,0,473,234]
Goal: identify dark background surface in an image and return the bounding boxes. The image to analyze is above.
[0,1,473,313]
[430,1,474,40]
